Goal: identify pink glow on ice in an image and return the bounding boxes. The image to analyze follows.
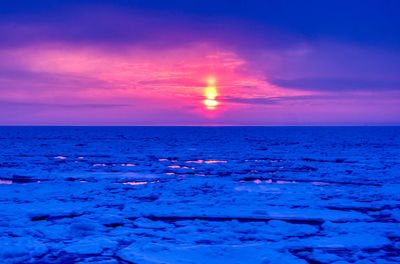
[0,180,13,185]
[123,181,148,185]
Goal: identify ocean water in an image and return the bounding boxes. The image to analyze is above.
[0,126,399,263]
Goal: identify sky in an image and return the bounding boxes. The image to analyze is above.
[0,0,399,125]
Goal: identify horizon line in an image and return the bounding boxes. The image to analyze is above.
[0,124,399,127]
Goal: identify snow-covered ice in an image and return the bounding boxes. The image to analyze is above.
[0,126,399,263]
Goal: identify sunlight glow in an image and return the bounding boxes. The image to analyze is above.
[207,77,216,86]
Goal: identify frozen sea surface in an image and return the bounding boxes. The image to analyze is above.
[0,126,399,264]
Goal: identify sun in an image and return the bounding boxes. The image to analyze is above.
[204,99,218,107]
[205,86,217,99]
[203,78,219,109]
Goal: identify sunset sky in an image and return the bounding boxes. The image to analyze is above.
[0,0,399,125]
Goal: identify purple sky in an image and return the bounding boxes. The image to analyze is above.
[0,0,399,125]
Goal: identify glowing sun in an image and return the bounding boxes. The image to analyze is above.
[204,78,219,109]
[204,99,218,107]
